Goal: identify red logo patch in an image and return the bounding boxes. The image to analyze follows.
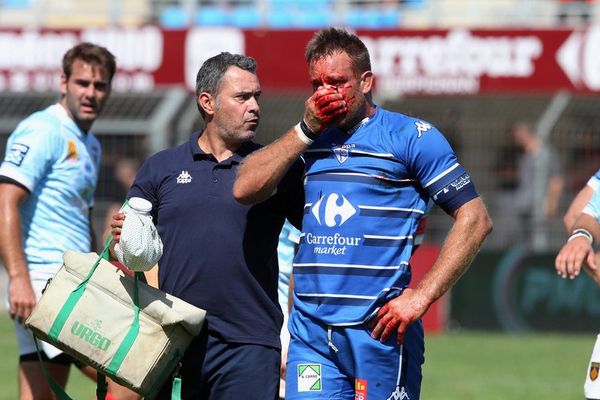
[355,378,368,400]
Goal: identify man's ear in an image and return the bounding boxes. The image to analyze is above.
[198,92,214,116]
[360,71,374,94]
[59,74,68,97]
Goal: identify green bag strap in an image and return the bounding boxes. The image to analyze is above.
[171,377,182,400]
[32,335,72,400]
[106,273,140,374]
[96,373,107,400]
[48,235,113,341]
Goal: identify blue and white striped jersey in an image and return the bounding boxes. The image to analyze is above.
[583,186,600,221]
[587,168,600,191]
[0,104,101,274]
[293,107,478,325]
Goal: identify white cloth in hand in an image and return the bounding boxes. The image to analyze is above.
[114,197,163,272]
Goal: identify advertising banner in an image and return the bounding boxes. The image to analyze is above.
[451,246,600,333]
[1,26,600,97]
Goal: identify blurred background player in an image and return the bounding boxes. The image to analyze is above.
[564,168,600,233]
[0,42,137,400]
[511,121,564,246]
[277,219,300,399]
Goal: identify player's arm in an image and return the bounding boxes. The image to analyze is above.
[563,184,595,233]
[0,182,36,322]
[370,197,492,344]
[88,208,98,252]
[555,213,600,280]
[233,87,346,205]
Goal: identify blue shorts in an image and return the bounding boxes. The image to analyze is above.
[156,328,281,400]
[285,311,424,400]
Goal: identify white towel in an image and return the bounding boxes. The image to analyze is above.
[114,197,163,272]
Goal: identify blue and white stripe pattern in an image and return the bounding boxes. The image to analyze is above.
[587,168,600,191]
[293,107,478,325]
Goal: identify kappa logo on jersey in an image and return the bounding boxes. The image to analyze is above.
[415,121,432,138]
[297,364,322,392]
[312,193,357,227]
[333,146,349,164]
[387,385,410,400]
[5,143,29,166]
[176,170,192,184]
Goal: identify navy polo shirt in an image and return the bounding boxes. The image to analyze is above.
[128,131,304,349]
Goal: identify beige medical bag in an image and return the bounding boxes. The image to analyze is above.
[26,251,206,398]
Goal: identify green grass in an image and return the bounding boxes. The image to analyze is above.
[0,313,594,399]
[421,331,594,399]
[0,313,95,400]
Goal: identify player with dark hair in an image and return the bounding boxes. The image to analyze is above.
[110,51,304,399]
[234,28,492,399]
[0,42,136,399]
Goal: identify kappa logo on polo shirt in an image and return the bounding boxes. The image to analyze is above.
[176,170,192,184]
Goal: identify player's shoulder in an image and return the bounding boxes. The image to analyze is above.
[375,107,440,142]
[12,105,62,139]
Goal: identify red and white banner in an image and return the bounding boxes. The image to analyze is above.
[1,26,599,96]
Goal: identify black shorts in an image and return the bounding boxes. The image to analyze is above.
[20,351,85,369]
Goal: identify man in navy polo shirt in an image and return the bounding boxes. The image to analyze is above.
[111,52,304,399]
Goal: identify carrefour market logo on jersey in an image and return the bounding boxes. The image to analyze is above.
[306,193,362,256]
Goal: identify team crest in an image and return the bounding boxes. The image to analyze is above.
[333,146,349,164]
[590,362,599,381]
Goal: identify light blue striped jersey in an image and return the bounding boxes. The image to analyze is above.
[583,185,600,221]
[293,107,478,325]
[0,104,101,273]
[588,168,600,191]
[277,219,301,309]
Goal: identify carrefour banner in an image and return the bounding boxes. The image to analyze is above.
[451,247,600,333]
[0,26,599,96]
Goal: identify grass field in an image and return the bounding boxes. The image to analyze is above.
[0,312,593,399]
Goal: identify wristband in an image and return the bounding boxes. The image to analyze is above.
[300,120,318,141]
[568,228,594,245]
[294,122,314,145]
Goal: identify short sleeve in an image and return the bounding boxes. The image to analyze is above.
[583,189,600,221]
[0,119,61,192]
[127,156,159,219]
[587,169,600,191]
[398,119,478,214]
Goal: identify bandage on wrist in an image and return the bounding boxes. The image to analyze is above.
[568,228,594,245]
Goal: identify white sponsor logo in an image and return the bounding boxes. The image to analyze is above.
[451,174,471,190]
[387,385,410,400]
[556,25,600,90]
[309,194,361,256]
[5,143,29,166]
[415,121,432,138]
[176,170,192,184]
[0,27,163,92]
[297,364,322,392]
[312,193,356,227]
[362,30,543,97]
